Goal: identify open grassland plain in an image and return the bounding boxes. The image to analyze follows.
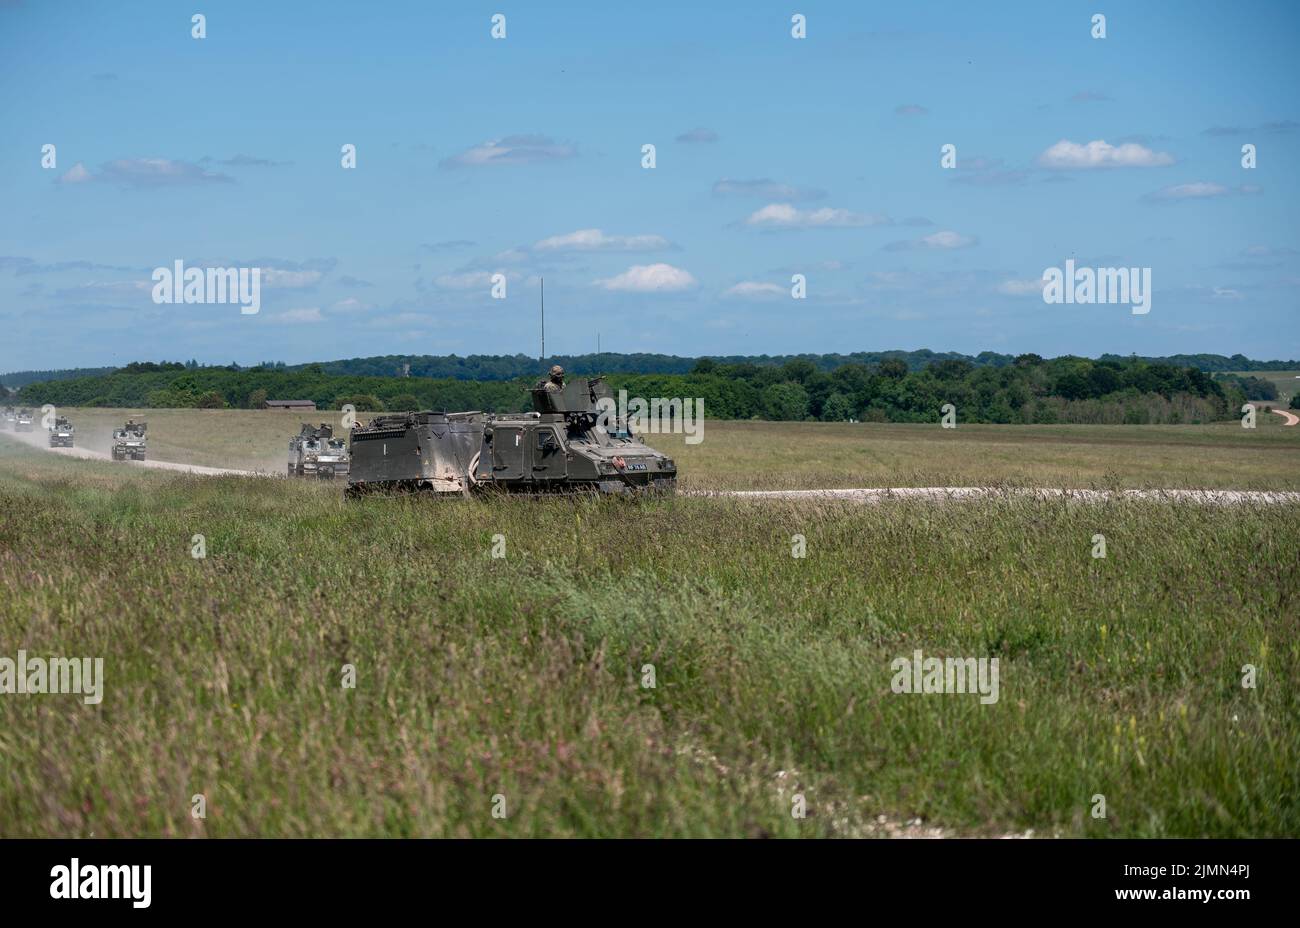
[0,438,1296,837]
[22,407,1300,490]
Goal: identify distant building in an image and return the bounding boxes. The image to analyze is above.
[262,399,317,411]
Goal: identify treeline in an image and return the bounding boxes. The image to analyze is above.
[0,365,118,390]
[6,350,1295,389]
[16,354,1252,425]
[290,349,1299,380]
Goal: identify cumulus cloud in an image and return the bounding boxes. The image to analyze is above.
[1036,139,1175,169]
[712,177,825,201]
[261,268,322,288]
[439,135,576,168]
[744,203,888,229]
[1144,182,1260,202]
[57,157,234,187]
[884,229,978,251]
[596,263,697,292]
[953,156,1031,186]
[675,127,719,143]
[433,270,501,290]
[997,277,1047,296]
[533,228,673,253]
[201,154,292,167]
[270,307,323,324]
[722,281,785,299]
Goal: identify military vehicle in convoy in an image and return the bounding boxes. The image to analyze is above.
[15,408,34,432]
[1,407,15,430]
[111,419,147,461]
[48,415,75,447]
[288,423,349,478]
[345,376,676,497]
[316,433,350,479]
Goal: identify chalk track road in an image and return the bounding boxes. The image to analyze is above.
[4,429,1298,504]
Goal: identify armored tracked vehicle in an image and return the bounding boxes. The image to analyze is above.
[345,376,676,497]
[48,416,75,447]
[2,407,14,430]
[288,423,349,478]
[316,433,350,479]
[15,408,34,432]
[111,419,147,461]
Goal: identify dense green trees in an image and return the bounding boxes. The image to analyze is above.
[15,354,1247,425]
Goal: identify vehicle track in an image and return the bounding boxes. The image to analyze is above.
[5,430,1298,502]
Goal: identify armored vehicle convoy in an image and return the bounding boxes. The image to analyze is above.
[345,376,676,497]
[15,408,34,432]
[48,416,75,447]
[315,433,350,479]
[111,419,147,461]
[288,423,349,478]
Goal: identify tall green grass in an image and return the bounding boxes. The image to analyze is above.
[0,444,1296,836]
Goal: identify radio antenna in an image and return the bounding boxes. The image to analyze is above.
[540,277,545,364]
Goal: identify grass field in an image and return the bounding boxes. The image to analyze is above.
[0,421,1297,837]
[24,405,1300,490]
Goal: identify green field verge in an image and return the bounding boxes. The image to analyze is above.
[0,440,1296,837]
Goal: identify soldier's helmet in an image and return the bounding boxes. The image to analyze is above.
[549,365,564,380]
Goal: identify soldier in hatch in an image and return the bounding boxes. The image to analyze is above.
[544,365,565,392]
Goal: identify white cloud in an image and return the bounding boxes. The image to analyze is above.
[330,297,372,312]
[56,157,234,187]
[886,230,978,251]
[56,162,94,184]
[675,127,719,143]
[998,277,1047,296]
[922,230,976,249]
[433,270,499,290]
[261,269,322,288]
[1145,182,1261,201]
[533,228,672,253]
[271,307,323,324]
[1037,139,1175,169]
[722,281,785,299]
[744,202,887,229]
[440,135,576,168]
[713,178,825,201]
[596,263,697,292]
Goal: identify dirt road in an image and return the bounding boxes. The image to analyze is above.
[5,430,1298,503]
[1,428,261,477]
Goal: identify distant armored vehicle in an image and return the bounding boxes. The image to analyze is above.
[15,408,34,432]
[345,376,676,497]
[48,416,75,448]
[288,422,348,478]
[1,407,14,429]
[111,419,147,461]
[316,433,350,479]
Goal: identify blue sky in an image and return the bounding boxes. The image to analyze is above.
[1,0,1297,371]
